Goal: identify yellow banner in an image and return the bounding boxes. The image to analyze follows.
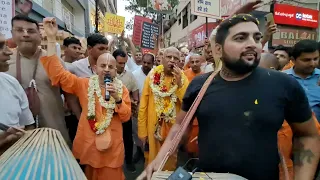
[103,13,125,34]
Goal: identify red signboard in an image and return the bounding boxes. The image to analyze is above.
[132,16,152,46]
[188,22,218,48]
[274,3,319,28]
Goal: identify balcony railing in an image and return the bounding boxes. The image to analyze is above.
[33,0,84,35]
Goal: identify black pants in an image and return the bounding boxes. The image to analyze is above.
[65,114,79,142]
[123,119,133,164]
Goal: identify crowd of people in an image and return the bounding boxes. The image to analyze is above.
[0,1,320,180]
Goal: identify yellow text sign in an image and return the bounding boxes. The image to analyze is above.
[103,13,125,34]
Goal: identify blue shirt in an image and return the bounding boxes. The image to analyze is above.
[284,68,320,121]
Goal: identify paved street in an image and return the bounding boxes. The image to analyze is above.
[123,145,144,180]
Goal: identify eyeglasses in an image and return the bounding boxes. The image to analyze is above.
[13,28,38,34]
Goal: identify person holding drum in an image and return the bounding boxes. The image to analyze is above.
[0,33,35,155]
[41,18,131,180]
[138,14,320,180]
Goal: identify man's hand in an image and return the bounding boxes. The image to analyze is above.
[137,158,162,180]
[139,136,147,147]
[262,22,277,44]
[0,127,24,148]
[173,65,182,88]
[105,82,121,102]
[18,0,33,15]
[234,0,263,15]
[43,17,58,41]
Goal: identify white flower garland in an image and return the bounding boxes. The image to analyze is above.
[87,75,123,134]
[149,65,184,123]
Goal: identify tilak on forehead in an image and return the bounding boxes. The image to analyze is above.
[98,53,116,64]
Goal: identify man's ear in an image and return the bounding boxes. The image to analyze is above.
[215,43,222,57]
[92,64,97,73]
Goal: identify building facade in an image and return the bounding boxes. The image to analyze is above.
[164,0,320,48]
[19,0,117,37]
[88,0,117,34]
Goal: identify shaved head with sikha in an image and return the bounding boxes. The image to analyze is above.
[189,54,202,73]
[93,53,117,85]
[259,53,280,70]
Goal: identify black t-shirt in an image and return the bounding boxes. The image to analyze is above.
[182,67,312,180]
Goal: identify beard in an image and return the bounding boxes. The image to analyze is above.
[222,51,260,75]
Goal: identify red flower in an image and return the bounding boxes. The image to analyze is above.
[154,73,161,85]
[88,119,97,131]
[161,86,167,92]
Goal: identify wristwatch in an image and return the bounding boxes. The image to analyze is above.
[116,99,122,104]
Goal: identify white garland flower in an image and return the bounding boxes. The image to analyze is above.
[87,75,123,134]
[149,65,184,123]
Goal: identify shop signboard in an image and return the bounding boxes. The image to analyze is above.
[272,26,317,47]
[274,3,319,28]
[188,22,218,48]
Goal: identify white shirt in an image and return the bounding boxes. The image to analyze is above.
[125,57,141,72]
[68,57,94,78]
[132,67,147,97]
[0,73,34,127]
[201,62,214,73]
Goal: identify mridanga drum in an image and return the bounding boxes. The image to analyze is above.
[0,128,86,180]
[152,171,248,180]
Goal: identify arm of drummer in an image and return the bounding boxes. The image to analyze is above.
[286,78,320,180]
[41,17,83,96]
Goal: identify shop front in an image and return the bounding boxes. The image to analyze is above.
[271,3,319,47]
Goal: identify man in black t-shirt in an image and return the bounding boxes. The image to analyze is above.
[138,14,320,180]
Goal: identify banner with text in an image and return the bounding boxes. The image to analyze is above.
[141,22,159,50]
[191,0,221,19]
[103,13,125,34]
[0,0,14,38]
[147,0,172,13]
[132,16,152,46]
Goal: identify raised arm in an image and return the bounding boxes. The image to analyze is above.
[41,17,84,96]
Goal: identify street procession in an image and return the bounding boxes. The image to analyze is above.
[0,0,320,179]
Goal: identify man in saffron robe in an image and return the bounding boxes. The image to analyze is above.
[41,18,131,180]
[183,54,203,157]
[184,54,203,82]
[138,47,189,170]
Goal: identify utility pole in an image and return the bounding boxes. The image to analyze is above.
[95,0,99,33]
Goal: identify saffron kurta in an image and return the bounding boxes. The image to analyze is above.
[41,55,131,180]
[183,68,203,153]
[278,113,320,180]
[138,73,189,170]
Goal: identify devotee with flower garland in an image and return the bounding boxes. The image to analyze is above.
[40,17,131,180]
[138,47,189,170]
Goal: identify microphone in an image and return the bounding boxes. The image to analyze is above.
[104,74,112,101]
